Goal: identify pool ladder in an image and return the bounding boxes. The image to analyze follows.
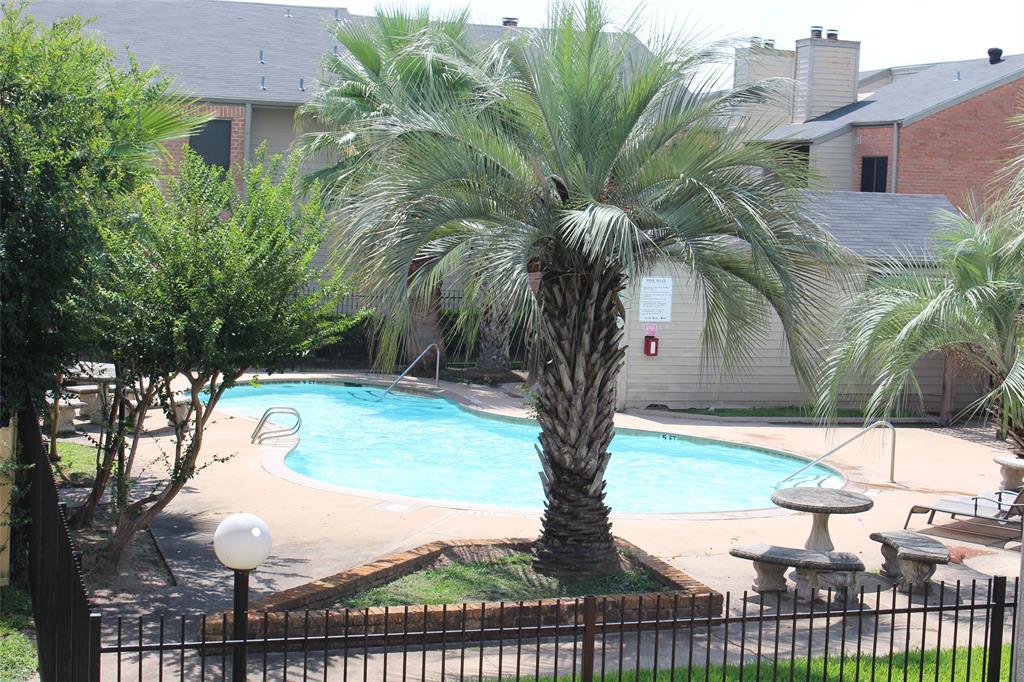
[377,343,440,400]
[778,420,897,486]
[251,406,302,445]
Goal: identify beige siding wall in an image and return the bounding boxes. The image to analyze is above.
[809,131,855,190]
[248,106,333,175]
[617,263,976,412]
[249,106,337,271]
[793,47,810,122]
[793,38,859,121]
[732,47,795,130]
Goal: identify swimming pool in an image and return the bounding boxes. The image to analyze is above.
[217,382,842,514]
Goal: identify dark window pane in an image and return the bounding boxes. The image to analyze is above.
[860,156,888,193]
[189,119,232,169]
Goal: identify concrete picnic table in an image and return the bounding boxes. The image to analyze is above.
[771,487,874,552]
[64,361,116,424]
[993,455,1024,491]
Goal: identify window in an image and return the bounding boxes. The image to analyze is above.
[860,156,888,193]
[189,119,232,169]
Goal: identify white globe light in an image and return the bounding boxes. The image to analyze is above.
[213,513,272,571]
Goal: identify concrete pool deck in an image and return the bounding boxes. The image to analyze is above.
[78,370,1021,619]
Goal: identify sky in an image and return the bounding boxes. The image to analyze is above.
[224,0,1024,76]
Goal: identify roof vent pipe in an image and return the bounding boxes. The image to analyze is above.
[502,17,518,27]
[258,48,264,64]
[763,38,775,48]
[826,28,838,40]
[810,25,822,38]
[334,8,341,21]
[285,7,292,17]
[260,76,266,90]
[988,47,1004,64]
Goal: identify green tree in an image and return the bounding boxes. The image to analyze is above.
[299,7,517,371]
[817,157,1024,454]
[0,4,206,412]
[93,148,352,568]
[326,1,845,575]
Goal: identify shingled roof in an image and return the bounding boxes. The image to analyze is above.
[23,0,515,105]
[767,53,1024,143]
[805,191,956,260]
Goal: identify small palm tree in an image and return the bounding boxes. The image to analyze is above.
[330,1,845,575]
[817,161,1024,454]
[300,7,516,367]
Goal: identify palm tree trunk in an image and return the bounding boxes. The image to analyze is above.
[1008,423,1024,458]
[532,262,625,577]
[407,297,446,372]
[477,304,512,371]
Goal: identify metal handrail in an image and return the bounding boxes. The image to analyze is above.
[250,406,301,444]
[378,343,440,400]
[778,420,897,486]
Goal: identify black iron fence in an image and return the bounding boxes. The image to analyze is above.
[311,292,531,369]
[18,403,1020,681]
[331,293,467,317]
[18,403,102,682]
[97,579,1016,681]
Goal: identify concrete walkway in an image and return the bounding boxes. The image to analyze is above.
[66,371,1020,629]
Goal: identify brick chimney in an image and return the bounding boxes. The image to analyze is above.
[792,26,860,122]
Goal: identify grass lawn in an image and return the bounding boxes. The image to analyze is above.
[0,585,36,681]
[51,440,98,485]
[515,644,1010,680]
[667,405,921,419]
[340,553,667,608]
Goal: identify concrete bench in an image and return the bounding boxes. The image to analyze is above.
[45,396,87,434]
[870,530,949,593]
[162,394,193,428]
[63,384,107,422]
[730,543,864,605]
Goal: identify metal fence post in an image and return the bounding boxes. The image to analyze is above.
[581,595,597,682]
[88,612,102,682]
[987,576,1006,682]
[1014,523,1024,681]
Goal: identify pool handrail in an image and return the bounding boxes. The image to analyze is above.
[251,406,301,445]
[379,343,440,399]
[778,420,896,486]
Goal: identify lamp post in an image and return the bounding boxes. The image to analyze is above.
[214,513,272,682]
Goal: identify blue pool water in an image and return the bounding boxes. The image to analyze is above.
[217,382,842,513]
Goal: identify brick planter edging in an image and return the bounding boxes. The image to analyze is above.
[204,537,723,640]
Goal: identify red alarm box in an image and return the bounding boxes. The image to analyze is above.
[643,335,659,356]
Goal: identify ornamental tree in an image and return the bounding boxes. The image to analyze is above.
[0,5,206,413]
[94,148,352,568]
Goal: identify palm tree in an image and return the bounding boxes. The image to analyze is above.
[817,161,1024,455]
[299,8,520,370]
[330,1,845,575]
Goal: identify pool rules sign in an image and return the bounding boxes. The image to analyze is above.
[638,277,672,322]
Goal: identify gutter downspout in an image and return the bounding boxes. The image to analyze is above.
[890,120,900,193]
[243,102,253,163]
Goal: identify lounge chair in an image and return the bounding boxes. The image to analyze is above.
[905,488,1023,534]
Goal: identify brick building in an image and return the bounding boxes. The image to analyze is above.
[737,29,1024,209]
[25,0,519,179]
[21,4,1015,410]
